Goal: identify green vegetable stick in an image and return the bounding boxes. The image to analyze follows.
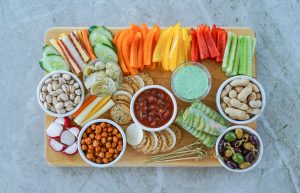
[251,38,256,76]
[246,36,253,77]
[229,36,241,76]
[225,34,238,74]
[222,32,233,72]
[238,36,247,74]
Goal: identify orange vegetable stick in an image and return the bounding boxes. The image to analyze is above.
[143,27,158,66]
[141,23,149,40]
[130,23,142,32]
[72,95,97,118]
[116,30,130,74]
[137,36,143,69]
[122,30,138,74]
[113,31,121,44]
[82,29,96,60]
[130,32,142,68]
[152,25,161,68]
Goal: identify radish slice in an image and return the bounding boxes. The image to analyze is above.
[67,126,80,137]
[54,117,70,127]
[49,138,65,152]
[60,130,76,146]
[46,123,64,137]
[63,142,78,155]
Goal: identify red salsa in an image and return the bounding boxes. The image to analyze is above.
[134,88,174,128]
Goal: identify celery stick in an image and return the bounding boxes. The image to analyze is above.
[246,36,253,77]
[251,38,256,76]
[225,34,237,74]
[222,32,233,72]
[238,36,247,74]
[228,36,241,76]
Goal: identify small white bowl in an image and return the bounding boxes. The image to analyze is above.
[37,70,85,117]
[215,125,263,172]
[216,75,266,124]
[77,119,127,168]
[130,85,178,132]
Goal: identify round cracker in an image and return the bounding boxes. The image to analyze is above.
[144,131,156,154]
[110,103,131,125]
[150,132,162,154]
[165,128,176,151]
[112,93,131,104]
[123,76,139,93]
[118,82,134,95]
[114,90,132,99]
[157,131,168,152]
[133,75,145,88]
[170,124,183,144]
[132,131,147,149]
[126,123,143,146]
[161,129,173,152]
[137,132,151,154]
[138,72,154,86]
[115,100,130,107]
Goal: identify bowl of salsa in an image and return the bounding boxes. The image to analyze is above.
[171,62,211,102]
[130,85,177,132]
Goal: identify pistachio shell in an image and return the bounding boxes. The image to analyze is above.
[46,95,52,103]
[74,83,79,89]
[43,101,49,110]
[52,97,58,105]
[55,102,64,110]
[44,78,52,84]
[69,93,75,100]
[56,89,63,95]
[41,85,47,92]
[57,109,66,114]
[68,79,75,85]
[66,106,74,112]
[50,105,56,112]
[75,89,81,96]
[64,100,73,108]
[62,84,69,93]
[52,74,60,80]
[40,92,46,102]
[59,77,66,84]
[52,81,59,91]
[60,93,69,101]
[69,85,75,93]
[62,74,71,81]
[47,84,53,92]
[74,96,81,104]
[49,91,58,97]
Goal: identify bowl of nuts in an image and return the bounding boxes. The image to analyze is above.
[216,76,266,124]
[215,125,263,172]
[77,119,126,167]
[37,71,85,117]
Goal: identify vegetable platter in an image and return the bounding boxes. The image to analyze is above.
[43,26,257,167]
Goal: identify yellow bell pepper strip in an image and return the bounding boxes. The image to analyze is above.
[152,27,172,63]
[169,26,180,71]
[182,27,191,61]
[162,23,180,70]
[176,29,185,67]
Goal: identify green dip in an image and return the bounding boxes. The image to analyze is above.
[172,65,209,100]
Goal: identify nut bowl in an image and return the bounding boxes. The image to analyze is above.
[37,70,85,117]
[215,125,263,172]
[77,119,126,168]
[216,75,266,124]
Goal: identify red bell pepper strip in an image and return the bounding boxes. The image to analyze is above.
[216,29,228,63]
[211,24,218,45]
[190,28,199,62]
[197,25,210,60]
[203,25,220,58]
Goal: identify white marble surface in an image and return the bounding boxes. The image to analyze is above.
[0,0,299,192]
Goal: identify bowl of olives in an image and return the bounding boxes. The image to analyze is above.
[215,125,263,172]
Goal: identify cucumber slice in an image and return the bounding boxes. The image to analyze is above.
[43,45,60,56]
[229,36,241,76]
[93,43,118,63]
[238,36,247,74]
[89,31,115,49]
[222,32,233,72]
[225,34,238,74]
[89,26,113,41]
[39,54,70,72]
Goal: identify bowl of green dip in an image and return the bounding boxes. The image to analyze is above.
[171,62,211,102]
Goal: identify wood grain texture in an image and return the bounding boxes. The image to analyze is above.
[44,27,256,167]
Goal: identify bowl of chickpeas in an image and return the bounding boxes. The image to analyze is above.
[77,119,126,167]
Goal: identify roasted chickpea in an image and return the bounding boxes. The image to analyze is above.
[113,136,118,143]
[112,128,118,135]
[91,124,96,130]
[86,153,93,160]
[81,139,86,145]
[108,133,112,137]
[92,157,96,162]
[106,123,111,127]
[108,157,113,162]
[101,132,108,138]
[95,133,101,140]
[107,127,113,133]
[105,152,112,158]
[113,153,119,159]
[89,133,95,140]
[95,158,102,163]
[87,148,94,154]
[117,145,122,152]
[95,146,101,152]
[116,133,122,139]
[82,133,87,139]
[118,140,123,145]
[88,144,94,150]
[93,140,100,147]
[100,122,106,129]
[103,158,109,164]
[112,142,117,148]
[81,144,87,151]
[108,148,114,154]
[86,127,92,134]
[107,136,113,142]
[85,138,92,145]
[99,152,105,158]
[103,127,107,132]
[106,142,112,148]
[101,137,107,144]
[101,147,107,153]
[95,125,101,133]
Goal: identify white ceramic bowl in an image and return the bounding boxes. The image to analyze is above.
[37,70,85,117]
[215,125,263,172]
[130,85,178,132]
[216,75,266,124]
[77,119,127,168]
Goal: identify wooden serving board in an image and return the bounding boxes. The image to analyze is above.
[44,27,256,167]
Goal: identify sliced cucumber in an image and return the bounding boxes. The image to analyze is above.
[229,36,241,76]
[222,32,233,72]
[88,26,113,41]
[89,31,114,49]
[43,45,60,56]
[93,43,118,63]
[225,34,238,74]
[39,54,70,72]
[238,36,247,75]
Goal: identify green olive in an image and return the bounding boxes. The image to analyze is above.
[235,128,244,139]
[243,142,254,150]
[224,131,237,142]
[224,149,233,157]
[242,133,250,142]
[239,162,251,169]
[232,153,245,164]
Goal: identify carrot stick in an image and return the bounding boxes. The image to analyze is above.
[122,30,138,74]
[143,27,158,66]
[113,31,121,44]
[130,23,142,32]
[72,95,97,118]
[130,32,142,68]
[116,30,129,74]
[82,29,96,60]
[141,23,149,40]
[137,37,143,69]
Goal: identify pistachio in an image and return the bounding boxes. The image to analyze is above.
[52,73,60,80]
[52,97,58,105]
[69,85,75,93]
[47,84,53,92]
[46,95,52,103]
[40,92,46,102]
[49,91,58,97]
[64,100,73,108]
[44,78,52,84]
[50,105,56,112]
[62,74,71,81]
[57,109,66,114]
[68,79,75,85]
[55,102,64,110]
[57,95,62,102]
[56,89,63,95]
[62,84,69,93]
[43,101,49,110]
[75,89,81,96]
[60,93,69,101]
[52,81,59,91]
[74,96,81,104]
[66,106,74,112]
[69,93,75,100]
[41,85,47,92]
[74,83,80,89]
[59,77,66,84]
